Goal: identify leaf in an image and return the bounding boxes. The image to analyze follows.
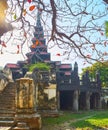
[103,52,108,56]
[29,5,35,11]
[1,42,6,47]
[56,53,61,56]
[106,32,108,37]
[103,41,107,47]
[83,62,86,65]
[101,58,104,61]
[27,0,32,3]
[86,54,91,58]
[31,44,36,48]
[17,45,20,49]
[105,21,108,37]
[13,14,17,20]
[98,28,101,31]
[1,51,3,54]
[100,32,104,36]
[31,39,42,48]
[36,40,39,45]
[90,44,95,50]
[38,8,43,12]
[17,50,19,54]
[23,9,27,16]
[24,32,27,37]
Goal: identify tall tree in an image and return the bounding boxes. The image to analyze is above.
[0,0,108,63]
[82,62,108,87]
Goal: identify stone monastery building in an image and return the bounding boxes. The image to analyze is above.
[3,8,102,112]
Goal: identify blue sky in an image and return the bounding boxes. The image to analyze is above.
[0,0,108,73]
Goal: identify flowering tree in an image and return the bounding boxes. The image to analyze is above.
[0,0,108,64]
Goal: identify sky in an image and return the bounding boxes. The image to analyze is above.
[0,0,108,74]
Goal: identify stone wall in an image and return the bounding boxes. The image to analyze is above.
[38,82,57,110]
[25,70,57,110]
[33,70,57,110]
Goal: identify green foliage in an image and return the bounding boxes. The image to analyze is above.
[82,62,108,87]
[25,62,50,72]
[70,110,108,130]
[42,110,108,130]
[105,21,108,37]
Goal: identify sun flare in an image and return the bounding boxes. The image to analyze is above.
[0,0,8,24]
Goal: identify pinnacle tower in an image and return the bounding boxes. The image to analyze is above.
[31,7,45,48]
[26,7,50,63]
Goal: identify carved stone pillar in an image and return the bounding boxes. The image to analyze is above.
[85,92,91,110]
[16,78,36,113]
[97,94,101,109]
[73,90,79,112]
[14,78,41,130]
[57,91,60,110]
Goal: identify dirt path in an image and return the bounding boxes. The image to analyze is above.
[42,115,96,130]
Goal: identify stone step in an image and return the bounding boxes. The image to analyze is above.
[0,120,14,127]
[12,127,29,130]
[12,122,29,130]
[0,110,15,114]
[0,104,15,106]
[0,89,15,92]
[0,95,15,97]
[0,116,14,121]
[0,99,15,101]
[0,107,15,110]
[0,92,15,95]
[0,93,15,95]
[0,111,15,117]
[0,93,15,96]
[0,114,15,118]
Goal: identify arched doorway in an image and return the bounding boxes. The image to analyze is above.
[60,91,73,110]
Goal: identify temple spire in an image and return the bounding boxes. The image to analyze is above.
[30,5,46,50]
[36,5,42,27]
[74,62,78,75]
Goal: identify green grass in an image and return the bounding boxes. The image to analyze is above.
[70,110,108,130]
[42,110,108,129]
[42,111,96,125]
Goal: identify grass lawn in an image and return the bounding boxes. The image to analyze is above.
[42,110,108,130]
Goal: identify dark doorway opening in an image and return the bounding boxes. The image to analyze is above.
[79,92,86,110]
[60,91,73,110]
[90,93,99,109]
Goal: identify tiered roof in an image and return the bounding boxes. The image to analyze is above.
[26,7,50,63]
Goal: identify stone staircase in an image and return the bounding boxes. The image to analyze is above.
[0,115,14,127]
[0,82,16,128]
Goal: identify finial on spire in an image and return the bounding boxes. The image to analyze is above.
[36,4,42,27]
[74,62,78,75]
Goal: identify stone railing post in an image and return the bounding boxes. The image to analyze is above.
[73,90,79,112]
[97,94,102,109]
[85,92,91,110]
[14,78,41,130]
[16,78,36,113]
